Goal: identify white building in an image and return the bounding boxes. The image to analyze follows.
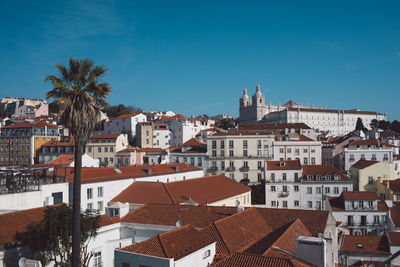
[239,85,386,136]
[273,133,322,165]
[55,163,204,214]
[265,160,352,210]
[48,153,99,168]
[344,139,396,171]
[327,191,389,235]
[169,117,211,147]
[103,112,147,136]
[169,138,207,171]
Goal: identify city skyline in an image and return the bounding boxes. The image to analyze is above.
[1,1,400,120]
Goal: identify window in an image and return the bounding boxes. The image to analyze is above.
[229,140,234,148]
[307,187,312,194]
[374,215,380,224]
[282,173,287,181]
[307,201,312,209]
[325,187,330,194]
[257,140,262,148]
[271,201,276,207]
[334,187,339,194]
[258,173,262,182]
[294,200,299,207]
[361,154,365,160]
[359,201,363,208]
[94,252,102,267]
[283,201,287,208]
[295,148,299,155]
[303,158,308,165]
[282,185,288,192]
[212,150,217,157]
[98,187,103,197]
[229,173,234,179]
[87,203,93,210]
[243,140,248,148]
[104,147,108,152]
[294,185,299,192]
[287,148,291,153]
[368,201,373,208]
[271,173,275,182]
[87,188,93,199]
[368,176,374,185]
[229,150,234,157]
[191,157,195,165]
[110,157,113,163]
[294,173,299,181]
[311,157,315,165]
[97,201,103,212]
[304,148,308,153]
[146,130,149,136]
[198,157,202,166]
[98,147,101,152]
[316,201,321,210]
[203,249,211,259]
[279,147,284,153]
[212,140,217,149]
[271,186,276,192]
[343,187,348,192]
[221,161,225,170]
[316,187,322,194]
[243,150,248,157]
[348,215,354,225]
[110,147,114,152]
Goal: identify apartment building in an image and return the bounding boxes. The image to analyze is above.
[136,121,171,149]
[85,133,128,167]
[265,160,352,210]
[37,137,75,164]
[206,131,274,184]
[169,138,207,170]
[273,133,322,165]
[103,112,147,136]
[344,139,396,171]
[0,121,61,166]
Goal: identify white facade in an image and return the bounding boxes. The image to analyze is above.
[153,128,171,149]
[170,152,206,171]
[344,145,395,171]
[77,168,205,214]
[169,119,211,147]
[273,135,322,165]
[0,183,69,213]
[104,113,147,136]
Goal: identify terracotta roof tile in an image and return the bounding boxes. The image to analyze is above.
[302,165,350,182]
[181,138,204,146]
[49,154,75,166]
[211,131,273,137]
[351,159,380,169]
[211,252,296,267]
[342,191,380,200]
[266,160,301,171]
[348,139,396,148]
[2,121,59,129]
[120,225,213,260]
[121,204,237,228]
[113,112,144,119]
[329,192,388,211]
[390,202,400,228]
[389,179,400,193]
[238,123,311,131]
[387,232,400,246]
[42,140,74,147]
[90,133,121,139]
[52,163,202,184]
[99,214,120,227]
[340,235,390,255]
[255,208,329,237]
[0,204,64,245]
[111,182,174,204]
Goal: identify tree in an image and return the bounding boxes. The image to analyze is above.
[355,117,365,131]
[102,104,142,118]
[370,119,379,130]
[215,118,235,130]
[45,57,111,266]
[16,205,100,266]
[391,120,400,134]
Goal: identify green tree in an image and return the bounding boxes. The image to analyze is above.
[215,118,235,130]
[45,57,111,266]
[355,117,365,131]
[16,205,100,267]
[370,119,379,130]
[391,120,400,134]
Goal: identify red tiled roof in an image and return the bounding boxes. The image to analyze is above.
[387,232,400,246]
[121,204,237,228]
[214,208,272,253]
[211,252,296,267]
[266,160,301,171]
[342,191,379,200]
[181,138,204,146]
[120,225,213,260]
[302,165,350,182]
[112,175,250,205]
[2,121,59,129]
[99,214,120,227]
[351,159,380,169]
[348,139,396,148]
[211,131,273,137]
[117,147,166,153]
[113,112,144,119]
[90,133,121,139]
[42,140,74,147]
[49,154,75,166]
[390,201,400,228]
[274,134,314,142]
[389,179,400,193]
[255,208,329,237]
[340,235,390,255]
[52,163,202,184]
[0,204,64,245]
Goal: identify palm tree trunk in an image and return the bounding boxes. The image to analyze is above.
[72,141,83,266]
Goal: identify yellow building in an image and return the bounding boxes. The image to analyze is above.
[0,121,60,166]
[349,159,398,192]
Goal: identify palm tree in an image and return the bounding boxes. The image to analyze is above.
[45,57,111,266]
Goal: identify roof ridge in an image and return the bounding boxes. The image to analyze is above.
[162,183,176,204]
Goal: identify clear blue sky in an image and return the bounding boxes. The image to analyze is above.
[1,0,400,120]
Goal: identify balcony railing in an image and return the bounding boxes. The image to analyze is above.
[279,191,289,197]
[208,167,218,172]
[239,166,249,172]
[226,167,236,172]
[257,167,264,171]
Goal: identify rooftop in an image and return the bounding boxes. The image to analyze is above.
[351,159,380,169]
[266,160,301,171]
[340,235,390,255]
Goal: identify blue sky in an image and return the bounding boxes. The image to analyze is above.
[1,1,400,120]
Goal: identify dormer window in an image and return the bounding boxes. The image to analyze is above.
[307,175,313,180]
[326,175,331,180]
[334,175,340,180]
[279,161,285,167]
[357,244,363,249]
[317,175,322,180]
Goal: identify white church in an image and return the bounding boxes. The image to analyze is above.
[239,85,386,136]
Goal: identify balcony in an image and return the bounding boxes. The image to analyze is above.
[208,167,218,173]
[226,167,236,172]
[257,167,264,171]
[239,166,249,172]
[279,191,289,197]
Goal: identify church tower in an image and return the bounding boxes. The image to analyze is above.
[252,84,266,122]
